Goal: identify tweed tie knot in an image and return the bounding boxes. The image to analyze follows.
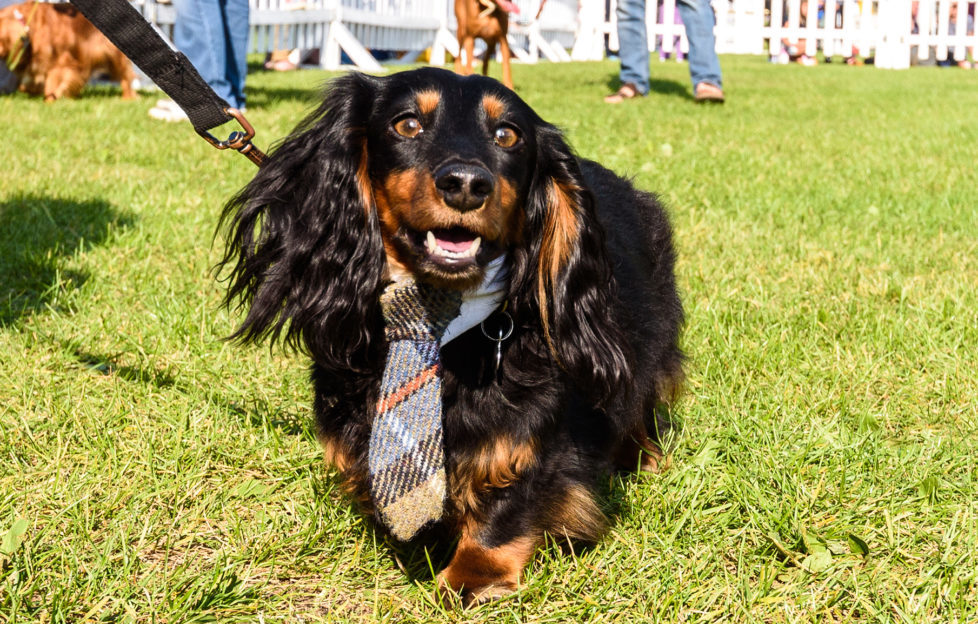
[369,277,461,541]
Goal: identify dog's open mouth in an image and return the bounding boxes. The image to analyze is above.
[425,228,481,262]
[411,226,486,270]
[394,222,502,289]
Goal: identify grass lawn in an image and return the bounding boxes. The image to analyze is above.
[1,55,976,623]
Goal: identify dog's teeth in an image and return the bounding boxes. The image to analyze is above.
[425,231,481,260]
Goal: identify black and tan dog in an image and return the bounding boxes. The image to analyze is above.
[219,67,683,606]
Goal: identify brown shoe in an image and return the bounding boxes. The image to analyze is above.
[604,83,643,104]
[694,82,725,103]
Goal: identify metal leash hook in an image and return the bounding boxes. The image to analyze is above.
[480,309,514,377]
[197,108,267,167]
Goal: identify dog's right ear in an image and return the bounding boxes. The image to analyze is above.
[217,72,384,373]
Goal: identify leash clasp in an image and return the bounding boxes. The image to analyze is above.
[197,107,267,167]
[481,309,514,377]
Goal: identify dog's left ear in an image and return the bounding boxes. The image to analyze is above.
[217,72,385,374]
[515,124,630,405]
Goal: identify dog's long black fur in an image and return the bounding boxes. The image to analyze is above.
[219,68,683,605]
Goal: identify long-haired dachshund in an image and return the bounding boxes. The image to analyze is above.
[219,67,683,606]
[0,2,135,101]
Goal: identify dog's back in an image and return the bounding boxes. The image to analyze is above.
[455,0,508,41]
[581,159,685,411]
[453,0,514,88]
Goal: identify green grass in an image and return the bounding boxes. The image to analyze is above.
[1,55,977,623]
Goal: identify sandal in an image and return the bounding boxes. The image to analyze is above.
[694,82,725,103]
[264,59,298,71]
[604,83,643,104]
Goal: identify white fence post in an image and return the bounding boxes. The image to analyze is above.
[876,0,912,69]
[769,0,783,59]
[571,0,607,61]
[714,0,766,56]
[429,0,456,65]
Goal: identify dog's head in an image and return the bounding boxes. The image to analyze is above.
[220,68,627,399]
[365,70,532,290]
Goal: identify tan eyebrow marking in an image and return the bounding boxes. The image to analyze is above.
[416,89,441,115]
[482,94,506,119]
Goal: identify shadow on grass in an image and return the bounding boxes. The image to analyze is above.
[1,82,134,100]
[244,84,324,110]
[73,349,178,388]
[380,475,659,594]
[604,72,693,101]
[375,429,690,589]
[69,346,311,436]
[0,194,133,326]
[81,83,138,99]
[64,300,678,594]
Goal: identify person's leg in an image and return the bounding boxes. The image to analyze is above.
[676,0,722,90]
[221,0,250,109]
[172,0,235,107]
[615,0,650,94]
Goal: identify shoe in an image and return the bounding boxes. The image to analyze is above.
[149,98,246,121]
[694,82,724,103]
[264,58,297,71]
[604,83,643,104]
[798,55,818,66]
[148,99,188,122]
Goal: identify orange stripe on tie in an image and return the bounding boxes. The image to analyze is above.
[376,364,440,414]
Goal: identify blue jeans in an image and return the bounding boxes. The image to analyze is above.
[616,0,722,94]
[173,0,249,109]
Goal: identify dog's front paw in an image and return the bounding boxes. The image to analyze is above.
[639,445,667,473]
[435,534,534,608]
[615,431,668,473]
[436,573,518,608]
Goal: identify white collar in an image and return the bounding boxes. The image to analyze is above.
[441,255,508,346]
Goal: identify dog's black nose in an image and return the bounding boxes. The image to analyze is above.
[434,164,494,212]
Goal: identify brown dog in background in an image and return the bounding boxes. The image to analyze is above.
[0,2,135,101]
[454,0,515,89]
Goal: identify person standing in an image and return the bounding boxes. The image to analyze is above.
[605,0,724,103]
[150,0,250,121]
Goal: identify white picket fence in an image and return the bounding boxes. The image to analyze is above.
[585,0,977,69]
[138,0,575,71]
[139,0,978,71]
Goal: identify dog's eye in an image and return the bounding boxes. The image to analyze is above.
[393,116,423,138]
[493,126,520,148]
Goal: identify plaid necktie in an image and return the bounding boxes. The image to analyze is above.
[369,278,461,541]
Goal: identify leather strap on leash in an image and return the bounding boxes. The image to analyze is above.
[68,0,266,167]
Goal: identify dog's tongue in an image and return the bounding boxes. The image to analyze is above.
[434,229,475,253]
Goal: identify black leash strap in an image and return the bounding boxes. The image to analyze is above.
[69,0,266,167]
